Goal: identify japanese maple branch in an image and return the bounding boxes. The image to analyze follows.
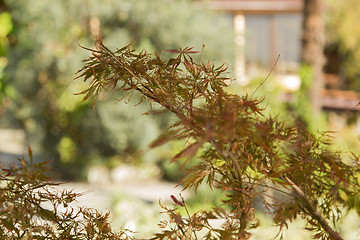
[284,176,343,240]
[210,139,252,235]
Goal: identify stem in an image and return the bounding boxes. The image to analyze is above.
[284,177,343,240]
[250,54,280,98]
[210,140,249,237]
[228,151,250,238]
[180,194,198,240]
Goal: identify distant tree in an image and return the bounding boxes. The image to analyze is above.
[3,0,234,178]
[325,0,360,90]
[0,1,12,112]
[301,0,325,114]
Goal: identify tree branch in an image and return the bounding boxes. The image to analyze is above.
[284,177,343,240]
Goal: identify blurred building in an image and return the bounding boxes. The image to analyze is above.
[205,0,303,85]
[200,0,360,112]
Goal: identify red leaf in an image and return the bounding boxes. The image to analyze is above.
[28,145,33,162]
[170,195,184,207]
[171,141,203,164]
[165,49,181,53]
[149,130,179,148]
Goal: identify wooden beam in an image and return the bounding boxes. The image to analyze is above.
[205,0,303,13]
[321,89,360,111]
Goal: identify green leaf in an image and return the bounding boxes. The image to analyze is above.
[270,177,290,190]
[346,192,360,213]
[38,208,56,221]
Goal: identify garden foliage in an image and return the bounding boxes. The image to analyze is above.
[1,37,360,239]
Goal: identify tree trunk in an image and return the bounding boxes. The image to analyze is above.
[0,0,9,12]
[301,0,325,114]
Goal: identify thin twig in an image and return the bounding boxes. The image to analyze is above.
[250,54,280,98]
[180,193,199,240]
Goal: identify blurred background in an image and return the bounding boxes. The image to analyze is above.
[0,0,359,238]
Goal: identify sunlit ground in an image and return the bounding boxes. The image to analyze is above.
[1,121,360,239]
[54,178,360,240]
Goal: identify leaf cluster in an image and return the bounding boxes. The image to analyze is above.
[0,147,133,239]
[152,195,257,240]
[75,38,360,239]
